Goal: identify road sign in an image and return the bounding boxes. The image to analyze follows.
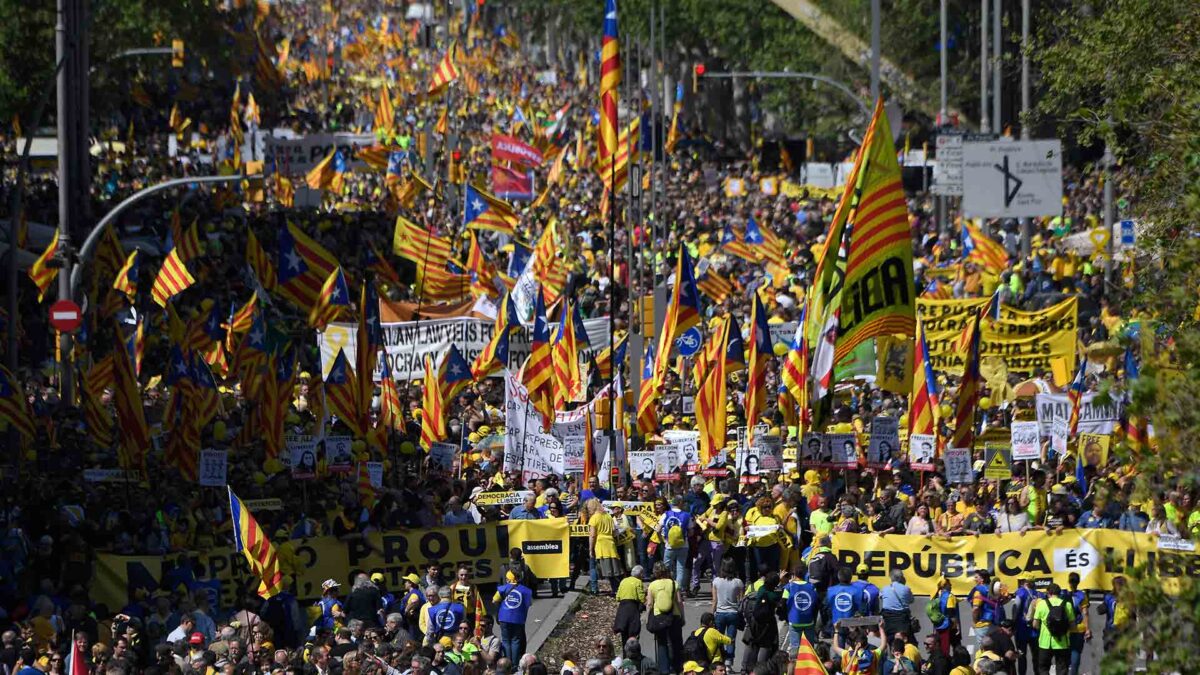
[962,140,1064,218]
[48,299,83,333]
[1120,220,1135,246]
[931,134,963,196]
[675,327,702,357]
[983,444,1012,480]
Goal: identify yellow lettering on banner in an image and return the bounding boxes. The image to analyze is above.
[916,297,1078,377]
[91,522,570,611]
[830,530,1200,596]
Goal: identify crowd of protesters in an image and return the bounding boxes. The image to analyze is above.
[0,0,1162,673]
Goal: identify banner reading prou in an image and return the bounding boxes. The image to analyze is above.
[830,529,1200,596]
[93,520,569,611]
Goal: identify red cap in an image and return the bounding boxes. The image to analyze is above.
[189,632,204,645]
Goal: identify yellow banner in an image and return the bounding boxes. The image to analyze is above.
[830,529,1198,595]
[917,297,1077,376]
[93,521,568,611]
[505,519,570,579]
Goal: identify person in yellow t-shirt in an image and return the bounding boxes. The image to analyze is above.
[588,498,624,596]
[691,496,729,594]
[746,496,782,575]
[690,612,733,664]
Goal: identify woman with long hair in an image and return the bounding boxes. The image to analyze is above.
[710,559,744,663]
[587,498,624,595]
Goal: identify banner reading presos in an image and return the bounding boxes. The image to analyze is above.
[830,529,1200,596]
[317,317,611,381]
[92,520,569,612]
[917,297,1077,376]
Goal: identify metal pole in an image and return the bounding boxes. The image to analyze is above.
[653,0,667,347]
[1103,126,1115,284]
[980,0,990,133]
[56,0,77,402]
[993,0,1002,132]
[870,0,881,102]
[1018,0,1032,258]
[69,175,244,298]
[938,0,949,237]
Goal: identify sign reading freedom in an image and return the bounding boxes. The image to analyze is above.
[917,297,1077,376]
[92,520,569,611]
[317,316,611,380]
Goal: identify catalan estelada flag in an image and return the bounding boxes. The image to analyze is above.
[308,266,351,329]
[652,244,702,384]
[665,82,683,154]
[744,216,788,269]
[962,221,1010,273]
[596,0,620,175]
[596,117,639,193]
[721,222,756,263]
[1067,355,1089,438]
[364,242,402,288]
[325,348,363,437]
[463,184,519,236]
[228,293,258,335]
[357,278,385,432]
[261,347,295,460]
[0,365,35,439]
[28,231,60,302]
[522,289,555,431]
[594,331,627,382]
[428,40,460,94]
[908,315,940,440]
[466,231,499,298]
[472,292,517,379]
[440,344,474,402]
[378,357,404,431]
[275,222,340,310]
[227,487,284,599]
[696,265,735,304]
[635,341,658,436]
[151,247,197,307]
[552,300,583,408]
[780,304,809,417]
[112,250,139,301]
[744,291,773,437]
[305,148,347,192]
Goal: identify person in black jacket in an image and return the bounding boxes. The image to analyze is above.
[345,573,383,626]
[741,572,782,673]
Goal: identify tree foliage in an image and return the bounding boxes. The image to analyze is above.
[1035,1,1200,672]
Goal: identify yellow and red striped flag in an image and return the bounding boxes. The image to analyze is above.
[419,355,447,450]
[228,293,258,335]
[305,149,347,192]
[246,229,277,290]
[696,317,730,465]
[378,358,404,431]
[112,329,150,473]
[151,248,197,307]
[112,250,139,301]
[596,0,620,177]
[308,266,351,329]
[793,634,828,675]
[375,84,395,133]
[551,300,583,408]
[950,305,986,450]
[595,117,639,193]
[0,365,36,440]
[325,348,364,438]
[275,221,341,310]
[463,184,519,236]
[392,216,454,267]
[428,41,461,95]
[635,341,658,436]
[27,231,60,302]
[695,265,734,304]
[227,487,285,599]
[744,291,773,437]
[522,290,555,431]
[962,221,1010,273]
[908,315,940,440]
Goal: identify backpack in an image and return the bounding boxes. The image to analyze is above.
[682,628,711,664]
[925,593,946,626]
[1045,600,1070,637]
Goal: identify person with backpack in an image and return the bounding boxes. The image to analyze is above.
[425,586,466,643]
[1012,575,1043,675]
[660,497,693,590]
[683,613,731,666]
[1065,572,1090,675]
[926,576,959,658]
[967,570,1005,635]
[645,561,685,675]
[780,562,818,654]
[1031,582,1075,675]
[739,571,782,673]
[850,564,881,616]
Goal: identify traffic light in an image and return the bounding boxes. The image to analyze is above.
[449,149,464,184]
[171,39,185,68]
[692,63,706,94]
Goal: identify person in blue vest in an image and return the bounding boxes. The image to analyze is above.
[823,566,860,639]
[660,497,693,589]
[1012,575,1043,675]
[314,579,346,631]
[850,564,881,616]
[398,573,426,635]
[494,571,533,659]
[929,575,960,659]
[781,562,819,653]
[968,569,1005,635]
[426,586,466,642]
[1066,572,1091,675]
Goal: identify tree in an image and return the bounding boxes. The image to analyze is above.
[1035,1,1200,673]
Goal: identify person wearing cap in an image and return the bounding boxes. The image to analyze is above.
[397,573,426,633]
[314,579,345,631]
[494,570,533,659]
[690,495,729,596]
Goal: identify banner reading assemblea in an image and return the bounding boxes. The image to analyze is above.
[317,317,611,381]
[917,297,1077,376]
[92,520,569,612]
[831,529,1200,596]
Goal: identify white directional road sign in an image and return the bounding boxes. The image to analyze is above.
[962,140,1063,218]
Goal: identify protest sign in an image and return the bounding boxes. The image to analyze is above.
[1010,421,1042,461]
[866,417,900,468]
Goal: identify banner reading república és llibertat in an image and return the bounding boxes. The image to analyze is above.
[317,317,610,381]
[917,297,1077,376]
[830,529,1200,596]
[92,519,569,612]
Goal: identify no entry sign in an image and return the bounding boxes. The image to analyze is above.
[49,299,83,333]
